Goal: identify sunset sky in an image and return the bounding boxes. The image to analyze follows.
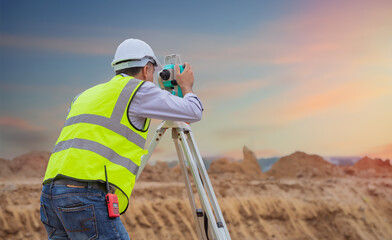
[1,0,391,161]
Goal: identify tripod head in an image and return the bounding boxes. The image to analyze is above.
[157,54,185,98]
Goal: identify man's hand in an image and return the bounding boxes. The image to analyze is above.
[175,62,194,96]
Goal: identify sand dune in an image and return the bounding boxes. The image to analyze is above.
[1,148,391,239]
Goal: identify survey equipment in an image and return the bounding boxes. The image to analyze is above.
[137,121,231,240]
[136,55,231,240]
[157,54,185,97]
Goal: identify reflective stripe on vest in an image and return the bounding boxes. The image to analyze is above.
[53,138,139,175]
[52,78,144,176]
[63,114,145,148]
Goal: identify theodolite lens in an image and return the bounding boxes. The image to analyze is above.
[159,69,170,80]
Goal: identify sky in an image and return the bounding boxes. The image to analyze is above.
[1,0,391,161]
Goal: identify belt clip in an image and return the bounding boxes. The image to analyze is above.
[87,182,92,191]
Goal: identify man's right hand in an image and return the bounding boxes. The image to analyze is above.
[175,62,194,96]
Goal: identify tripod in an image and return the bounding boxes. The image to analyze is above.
[136,121,231,240]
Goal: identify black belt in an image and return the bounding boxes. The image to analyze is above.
[49,178,113,193]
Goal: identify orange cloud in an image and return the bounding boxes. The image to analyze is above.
[364,144,392,161]
[234,74,391,127]
[0,116,42,131]
[283,79,390,121]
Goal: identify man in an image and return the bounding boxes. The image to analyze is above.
[40,39,203,239]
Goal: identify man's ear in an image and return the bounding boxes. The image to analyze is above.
[142,65,149,79]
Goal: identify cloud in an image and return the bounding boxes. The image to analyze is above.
[197,78,270,102]
[0,126,47,145]
[282,79,390,122]
[0,83,84,94]
[0,116,50,158]
[0,116,43,131]
[0,27,211,59]
[0,115,60,158]
[0,34,116,55]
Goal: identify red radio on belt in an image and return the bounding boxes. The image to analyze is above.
[106,193,120,217]
[104,166,120,218]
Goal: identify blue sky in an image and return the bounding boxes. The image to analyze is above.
[1,0,391,161]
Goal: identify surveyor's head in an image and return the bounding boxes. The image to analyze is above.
[112,39,162,82]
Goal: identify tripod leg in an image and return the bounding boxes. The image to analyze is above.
[136,127,166,180]
[178,130,226,240]
[187,131,230,237]
[183,134,212,239]
[186,131,231,240]
[172,129,207,240]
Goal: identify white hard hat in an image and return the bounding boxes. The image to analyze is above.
[111,39,162,72]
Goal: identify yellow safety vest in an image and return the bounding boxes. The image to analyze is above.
[43,74,150,214]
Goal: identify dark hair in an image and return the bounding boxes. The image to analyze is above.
[115,67,143,76]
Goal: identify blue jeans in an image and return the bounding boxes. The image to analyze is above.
[40,182,130,240]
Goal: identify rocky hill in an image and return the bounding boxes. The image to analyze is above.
[208,146,264,178]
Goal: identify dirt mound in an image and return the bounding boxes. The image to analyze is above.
[0,151,50,179]
[352,156,392,177]
[138,161,180,182]
[208,158,242,174]
[171,164,193,180]
[267,151,335,178]
[0,158,12,177]
[354,156,391,171]
[208,146,263,178]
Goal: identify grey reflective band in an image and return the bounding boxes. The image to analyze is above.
[64,114,146,149]
[111,79,141,121]
[53,138,139,176]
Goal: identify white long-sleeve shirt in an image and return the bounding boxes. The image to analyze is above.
[128,80,204,129]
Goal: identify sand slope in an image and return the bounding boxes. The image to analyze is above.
[1,148,391,240]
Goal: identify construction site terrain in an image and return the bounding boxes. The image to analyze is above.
[1,148,391,240]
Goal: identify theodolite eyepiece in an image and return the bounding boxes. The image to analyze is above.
[159,69,171,80]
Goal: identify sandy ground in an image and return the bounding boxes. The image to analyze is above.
[1,149,391,240]
[1,176,392,239]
